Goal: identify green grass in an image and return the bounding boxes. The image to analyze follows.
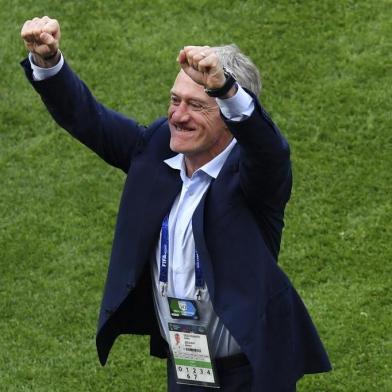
[1,0,391,390]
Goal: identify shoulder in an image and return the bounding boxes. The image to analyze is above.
[134,118,176,161]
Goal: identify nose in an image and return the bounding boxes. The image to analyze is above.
[170,102,190,123]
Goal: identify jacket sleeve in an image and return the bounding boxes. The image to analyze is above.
[223,94,292,257]
[21,57,147,173]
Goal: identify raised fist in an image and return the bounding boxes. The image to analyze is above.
[21,16,60,66]
[177,46,226,90]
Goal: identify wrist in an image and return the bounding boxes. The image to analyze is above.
[31,50,61,68]
[219,83,238,99]
[205,68,237,98]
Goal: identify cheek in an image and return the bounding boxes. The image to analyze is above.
[168,105,174,119]
[203,115,221,135]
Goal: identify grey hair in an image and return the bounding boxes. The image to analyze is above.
[213,44,262,97]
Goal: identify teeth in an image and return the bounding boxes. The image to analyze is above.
[173,124,194,132]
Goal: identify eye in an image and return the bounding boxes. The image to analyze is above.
[170,95,180,105]
[189,101,204,111]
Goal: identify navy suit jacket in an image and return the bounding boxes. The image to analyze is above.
[22,58,331,391]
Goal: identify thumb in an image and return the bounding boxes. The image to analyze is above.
[40,31,55,46]
[179,62,204,86]
[42,20,59,36]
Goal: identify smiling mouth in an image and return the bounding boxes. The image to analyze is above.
[174,124,195,132]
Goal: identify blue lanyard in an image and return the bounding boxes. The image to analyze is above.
[159,214,205,299]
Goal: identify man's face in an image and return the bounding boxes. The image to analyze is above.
[168,71,232,169]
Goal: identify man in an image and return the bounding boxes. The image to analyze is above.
[21,16,331,391]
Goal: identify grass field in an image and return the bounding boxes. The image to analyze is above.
[1,0,391,390]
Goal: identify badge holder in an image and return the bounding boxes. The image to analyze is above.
[159,215,219,387]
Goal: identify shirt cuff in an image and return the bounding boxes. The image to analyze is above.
[216,84,255,122]
[29,52,64,81]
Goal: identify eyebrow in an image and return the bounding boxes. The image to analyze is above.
[170,91,209,106]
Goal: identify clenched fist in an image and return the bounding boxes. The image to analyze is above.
[177,46,226,89]
[21,16,61,68]
[177,46,236,98]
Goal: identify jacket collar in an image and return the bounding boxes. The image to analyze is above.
[163,138,237,181]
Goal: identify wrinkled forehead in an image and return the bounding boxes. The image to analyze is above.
[171,70,211,102]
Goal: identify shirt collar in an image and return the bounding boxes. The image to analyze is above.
[164,138,237,180]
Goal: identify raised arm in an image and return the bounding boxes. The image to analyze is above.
[178,46,291,210]
[178,46,291,257]
[21,16,146,172]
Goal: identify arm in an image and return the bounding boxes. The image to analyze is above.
[224,95,292,211]
[21,16,145,172]
[224,98,292,258]
[179,46,291,257]
[179,46,291,210]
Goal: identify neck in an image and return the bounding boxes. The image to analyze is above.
[184,137,233,177]
[184,157,203,177]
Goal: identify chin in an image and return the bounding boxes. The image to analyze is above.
[169,139,184,154]
[170,135,193,153]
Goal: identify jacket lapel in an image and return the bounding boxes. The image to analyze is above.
[191,145,240,301]
[192,191,215,301]
[139,161,182,250]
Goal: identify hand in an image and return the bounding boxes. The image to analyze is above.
[21,16,61,68]
[177,46,226,90]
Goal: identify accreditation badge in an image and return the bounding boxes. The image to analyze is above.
[169,322,219,388]
[167,298,219,388]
